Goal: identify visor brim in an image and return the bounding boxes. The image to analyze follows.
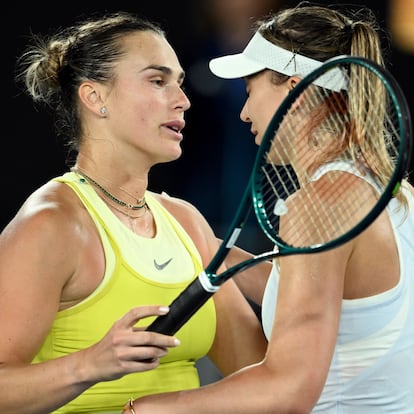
[209,53,265,79]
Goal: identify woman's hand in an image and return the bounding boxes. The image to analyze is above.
[76,305,180,384]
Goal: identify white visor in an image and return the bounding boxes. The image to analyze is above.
[209,32,348,92]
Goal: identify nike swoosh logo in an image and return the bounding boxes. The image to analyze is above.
[153,258,173,270]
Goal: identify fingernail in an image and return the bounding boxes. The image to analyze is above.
[159,306,170,314]
[174,338,181,346]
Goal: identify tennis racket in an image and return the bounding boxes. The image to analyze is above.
[147,55,412,335]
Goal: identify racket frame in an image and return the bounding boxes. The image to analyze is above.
[147,55,412,334]
[252,55,412,255]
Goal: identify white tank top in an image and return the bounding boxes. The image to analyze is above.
[262,163,414,412]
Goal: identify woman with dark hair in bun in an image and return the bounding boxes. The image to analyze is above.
[0,11,266,414]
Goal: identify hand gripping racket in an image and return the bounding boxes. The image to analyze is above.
[147,55,412,335]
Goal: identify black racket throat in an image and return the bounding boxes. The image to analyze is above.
[146,275,217,335]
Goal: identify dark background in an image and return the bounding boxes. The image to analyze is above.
[4,0,414,386]
[4,0,414,252]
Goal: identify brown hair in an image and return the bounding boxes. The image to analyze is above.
[16,11,165,154]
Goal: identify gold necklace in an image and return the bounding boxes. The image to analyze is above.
[108,200,152,234]
[107,199,149,219]
[72,168,146,210]
[72,168,152,235]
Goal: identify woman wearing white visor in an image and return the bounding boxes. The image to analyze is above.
[127,3,414,413]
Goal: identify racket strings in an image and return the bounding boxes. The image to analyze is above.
[255,61,401,249]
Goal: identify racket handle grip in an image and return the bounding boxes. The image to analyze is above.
[146,274,218,335]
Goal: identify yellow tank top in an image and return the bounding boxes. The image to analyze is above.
[32,172,217,413]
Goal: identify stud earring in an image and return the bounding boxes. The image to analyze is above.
[100,106,107,115]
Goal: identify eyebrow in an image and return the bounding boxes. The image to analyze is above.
[141,64,185,82]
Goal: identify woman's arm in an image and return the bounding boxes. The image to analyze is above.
[0,184,180,414]
[222,241,272,305]
[125,241,350,414]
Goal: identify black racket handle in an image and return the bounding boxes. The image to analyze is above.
[146,274,217,335]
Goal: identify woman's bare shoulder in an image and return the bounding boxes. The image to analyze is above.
[2,181,85,237]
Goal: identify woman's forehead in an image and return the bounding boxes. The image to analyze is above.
[119,31,182,72]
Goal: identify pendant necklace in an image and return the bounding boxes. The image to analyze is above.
[72,167,151,233]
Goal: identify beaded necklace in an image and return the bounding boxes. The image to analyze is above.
[72,168,147,210]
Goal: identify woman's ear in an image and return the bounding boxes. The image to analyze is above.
[288,76,302,91]
[78,81,106,117]
[287,76,305,113]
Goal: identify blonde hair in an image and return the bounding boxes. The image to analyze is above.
[256,2,407,206]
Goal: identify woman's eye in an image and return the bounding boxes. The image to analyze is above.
[152,78,165,86]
